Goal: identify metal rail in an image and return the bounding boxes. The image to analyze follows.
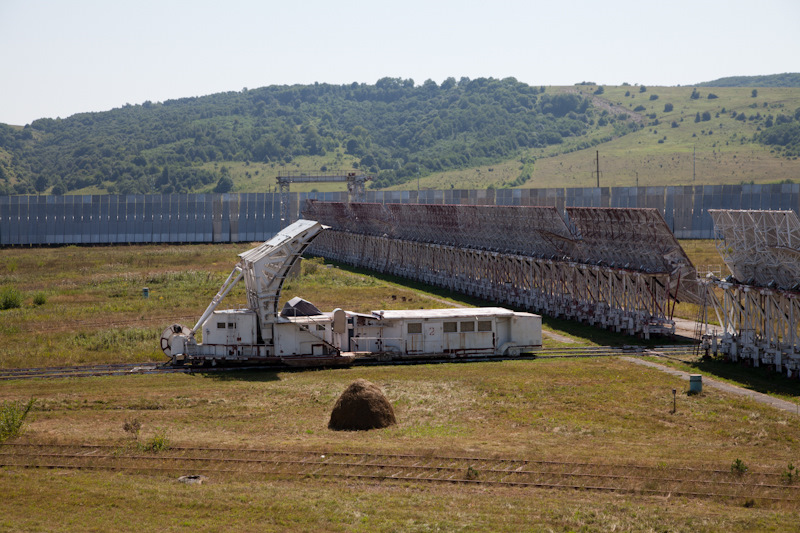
[2,443,796,502]
[0,345,700,381]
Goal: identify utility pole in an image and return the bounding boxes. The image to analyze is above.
[592,150,601,188]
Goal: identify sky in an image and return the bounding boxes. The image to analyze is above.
[1,0,798,126]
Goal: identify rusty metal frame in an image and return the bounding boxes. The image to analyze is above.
[304,202,698,339]
[701,210,800,375]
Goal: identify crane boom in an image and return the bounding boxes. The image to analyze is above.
[238,219,325,333]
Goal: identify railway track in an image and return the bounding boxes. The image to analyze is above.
[1,443,794,502]
[0,344,700,381]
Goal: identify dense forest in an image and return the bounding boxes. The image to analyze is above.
[0,78,610,195]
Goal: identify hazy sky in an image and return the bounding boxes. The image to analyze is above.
[1,0,798,125]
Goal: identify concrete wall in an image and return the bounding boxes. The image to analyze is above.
[2,184,799,245]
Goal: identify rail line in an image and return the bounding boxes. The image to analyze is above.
[1,443,794,502]
[0,345,700,381]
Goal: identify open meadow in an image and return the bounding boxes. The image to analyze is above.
[1,242,799,531]
[411,86,800,192]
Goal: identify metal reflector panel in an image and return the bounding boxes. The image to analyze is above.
[709,209,800,291]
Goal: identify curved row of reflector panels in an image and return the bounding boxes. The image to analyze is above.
[304,201,701,305]
[709,209,800,291]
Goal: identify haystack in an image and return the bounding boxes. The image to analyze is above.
[328,379,396,431]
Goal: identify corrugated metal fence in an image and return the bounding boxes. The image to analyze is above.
[2,184,799,245]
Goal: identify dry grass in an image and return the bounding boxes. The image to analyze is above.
[0,238,743,368]
[1,356,799,530]
[4,358,797,465]
[0,246,467,368]
[1,240,799,530]
[2,470,797,532]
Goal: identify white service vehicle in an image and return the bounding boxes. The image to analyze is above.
[160,219,541,367]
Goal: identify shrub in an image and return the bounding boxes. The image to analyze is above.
[639,86,647,93]
[782,462,797,484]
[664,103,674,112]
[731,458,748,476]
[634,105,646,112]
[213,176,233,193]
[0,399,36,442]
[752,89,758,98]
[708,93,719,99]
[690,88,700,100]
[649,94,659,101]
[0,286,22,310]
[123,418,142,440]
[141,428,170,452]
[32,292,47,306]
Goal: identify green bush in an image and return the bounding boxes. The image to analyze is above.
[781,462,797,484]
[731,458,748,476]
[0,399,36,442]
[32,292,47,306]
[0,286,22,310]
[141,428,170,452]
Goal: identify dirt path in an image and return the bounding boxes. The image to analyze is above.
[621,356,800,415]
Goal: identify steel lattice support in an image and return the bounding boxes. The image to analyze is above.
[310,228,678,338]
[305,200,700,307]
[277,172,371,227]
[703,281,800,376]
[709,209,800,291]
[701,210,800,376]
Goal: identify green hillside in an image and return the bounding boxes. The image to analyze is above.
[1,77,799,196]
[0,78,596,196]
[695,73,800,87]
[415,84,800,191]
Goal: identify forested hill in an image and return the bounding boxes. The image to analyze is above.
[695,73,800,87]
[0,78,611,195]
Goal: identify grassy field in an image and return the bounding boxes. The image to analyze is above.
[2,351,799,530]
[0,246,472,368]
[404,85,800,192]
[0,240,723,368]
[1,241,800,530]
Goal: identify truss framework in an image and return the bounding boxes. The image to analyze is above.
[708,209,800,291]
[702,281,800,376]
[701,210,800,375]
[277,172,370,226]
[304,202,700,338]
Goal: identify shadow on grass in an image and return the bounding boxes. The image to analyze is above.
[687,358,800,400]
[320,259,696,349]
[189,369,282,383]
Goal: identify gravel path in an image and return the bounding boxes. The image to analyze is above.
[622,356,800,415]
